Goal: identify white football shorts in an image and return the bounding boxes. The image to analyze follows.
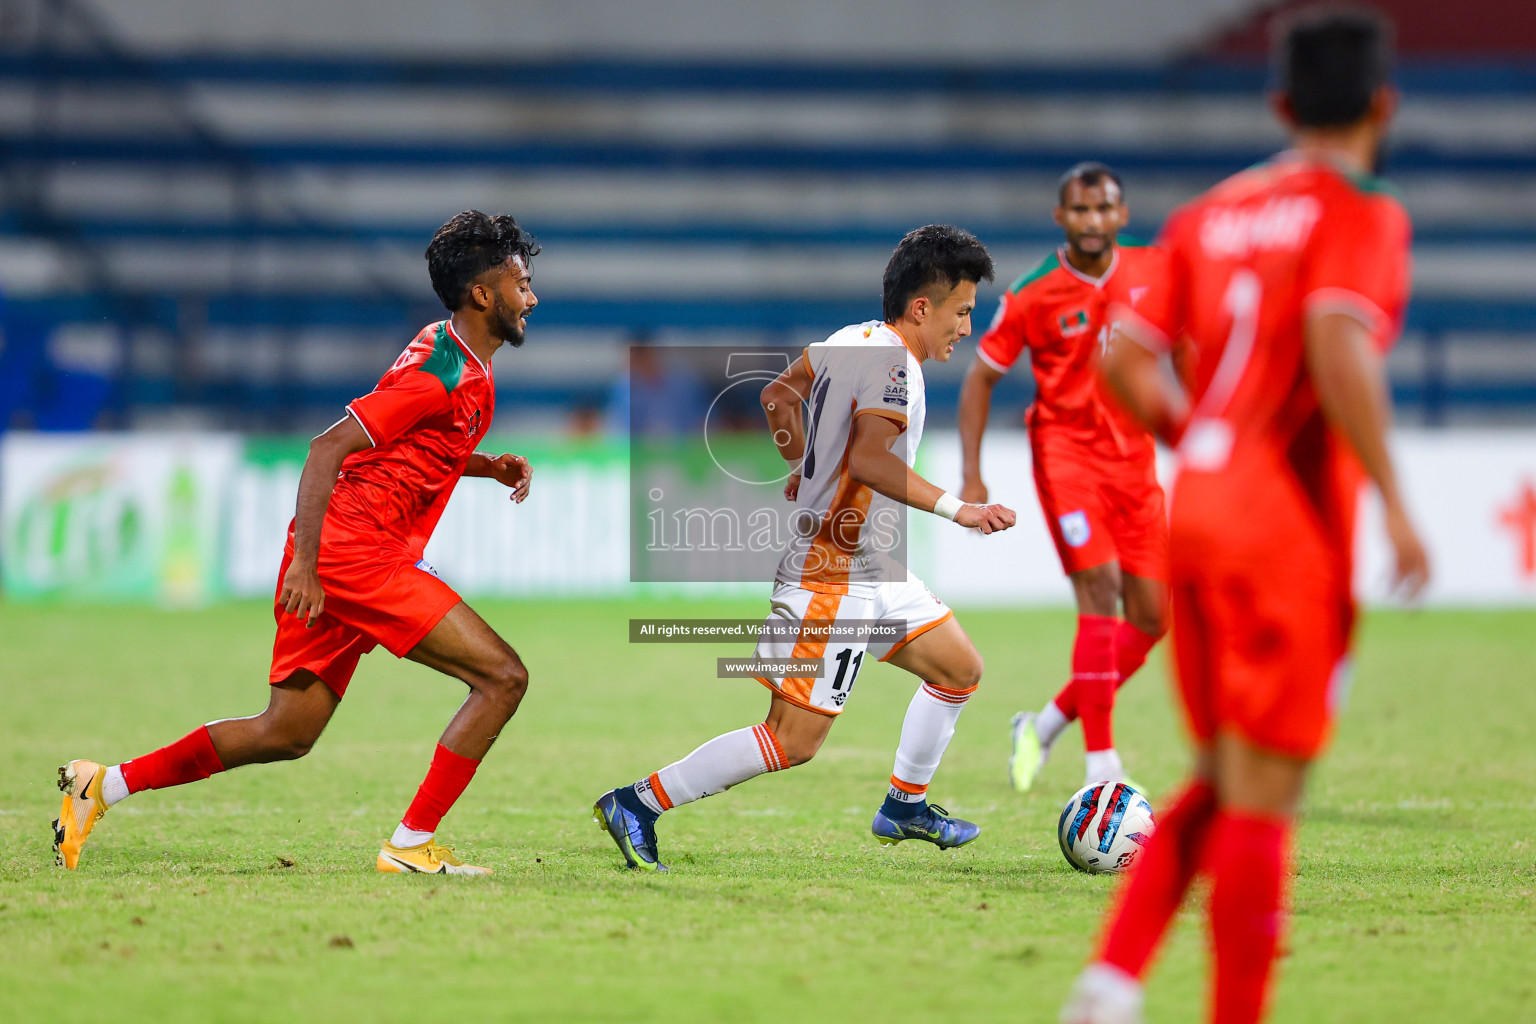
[751,575,953,716]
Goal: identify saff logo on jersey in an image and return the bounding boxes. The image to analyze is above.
[884,362,909,406]
[1059,511,1091,548]
[1058,310,1091,337]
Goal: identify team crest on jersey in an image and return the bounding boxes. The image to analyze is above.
[1058,309,1091,337]
[884,362,909,406]
[1059,511,1091,548]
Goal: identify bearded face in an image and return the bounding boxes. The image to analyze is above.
[492,291,526,348]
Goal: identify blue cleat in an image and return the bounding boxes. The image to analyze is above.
[871,803,981,849]
[592,788,667,871]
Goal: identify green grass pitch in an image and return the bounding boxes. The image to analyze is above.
[2,600,1533,1023]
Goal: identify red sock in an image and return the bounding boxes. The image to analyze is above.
[1097,779,1218,978]
[1051,621,1158,725]
[1114,620,1160,688]
[1074,615,1120,751]
[120,725,226,794]
[1051,678,1078,720]
[401,744,481,833]
[1208,811,1290,1024]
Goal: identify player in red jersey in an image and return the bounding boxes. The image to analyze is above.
[960,163,1169,790]
[1062,10,1430,1024]
[53,211,542,876]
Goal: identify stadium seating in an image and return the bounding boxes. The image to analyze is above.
[2,51,1534,430]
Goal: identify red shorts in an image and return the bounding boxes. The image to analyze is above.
[1031,432,1168,579]
[268,543,461,699]
[1169,556,1355,760]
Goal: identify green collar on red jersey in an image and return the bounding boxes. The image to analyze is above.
[1009,251,1060,293]
[1344,168,1403,198]
[420,321,467,393]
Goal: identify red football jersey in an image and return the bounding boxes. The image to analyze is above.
[1114,153,1412,581]
[978,243,1166,461]
[318,319,495,556]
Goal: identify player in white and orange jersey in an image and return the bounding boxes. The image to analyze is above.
[594,225,1017,870]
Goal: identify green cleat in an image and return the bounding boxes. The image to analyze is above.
[1010,712,1047,792]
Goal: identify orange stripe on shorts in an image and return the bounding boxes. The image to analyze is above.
[781,591,843,706]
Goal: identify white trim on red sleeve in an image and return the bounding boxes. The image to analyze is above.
[345,404,378,447]
[976,348,1013,374]
[1304,287,1389,337]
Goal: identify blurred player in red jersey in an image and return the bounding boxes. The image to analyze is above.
[959,163,1170,790]
[1061,10,1431,1024]
[53,211,542,876]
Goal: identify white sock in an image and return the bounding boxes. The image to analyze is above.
[1035,699,1070,749]
[102,765,130,807]
[1085,748,1124,785]
[890,681,975,796]
[390,824,434,848]
[633,723,786,815]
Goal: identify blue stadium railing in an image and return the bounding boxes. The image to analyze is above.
[4,135,1535,175]
[2,214,1532,249]
[6,293,1533,425]
[4,54,1536,95]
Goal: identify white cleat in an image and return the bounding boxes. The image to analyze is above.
[1061,963,1145,1024]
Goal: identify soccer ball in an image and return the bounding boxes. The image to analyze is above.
[1057,781,1156,874]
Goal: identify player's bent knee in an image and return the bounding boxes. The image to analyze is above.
[1126,606,1169,639]
[934,651,984,692]
[261,727,318,761]
[478,656,528,710]
[779,740,818,767]
[1075,567,1121,616]
[280,737,316,760]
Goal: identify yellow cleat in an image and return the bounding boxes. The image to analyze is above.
[53,759,109,870]
[1009,712,1046,793]
[376,839,492,876]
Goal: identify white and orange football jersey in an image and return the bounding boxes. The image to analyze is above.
[776,321,926,593]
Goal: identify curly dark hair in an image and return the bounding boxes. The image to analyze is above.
[881,225,994,323]
[425,211,541,311]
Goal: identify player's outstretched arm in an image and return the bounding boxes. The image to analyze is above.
[1100,328,1188,445]
[1305,311,1430,598]
[761,355,813,501]
[847,413,1016,534]
[281,414,373,625]
[467,452,532,503]
[958,356,1005,503]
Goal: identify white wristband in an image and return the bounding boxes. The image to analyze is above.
[932,491,965,521]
